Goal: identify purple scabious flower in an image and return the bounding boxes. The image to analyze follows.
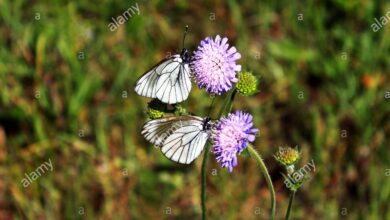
[191,35,241,95]
[212,111,259,172]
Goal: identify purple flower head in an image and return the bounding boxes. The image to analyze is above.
[191,35,241,95]
[211,111,259,172]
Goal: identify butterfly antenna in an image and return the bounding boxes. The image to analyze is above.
[182,25,189,49]
[206,96,215,118]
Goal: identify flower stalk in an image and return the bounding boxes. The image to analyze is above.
[247,145,276,220]
[201,143,211,220]
[285,190,296,220]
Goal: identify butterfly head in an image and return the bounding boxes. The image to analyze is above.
[180,26,191,63]
[203,117,212,131]
[180,48,191,63]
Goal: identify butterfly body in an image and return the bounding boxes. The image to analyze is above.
[180,48,191,63]
[202,117,212,130]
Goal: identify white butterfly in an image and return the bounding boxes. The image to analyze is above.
[135,27,192,104]
[141,115,212,164]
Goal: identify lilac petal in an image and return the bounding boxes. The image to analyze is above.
[247,135,256,142]
[227,47,237,56]
[215,35,221,45]
[230,52,241,60]
[221,37,228,46]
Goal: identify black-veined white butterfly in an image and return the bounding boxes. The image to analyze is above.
[141,115,212,164]
[134,26,192,104]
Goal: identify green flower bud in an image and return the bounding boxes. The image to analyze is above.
[146,99,166,119]
[146,108,165,119]
[174,104,187,116]
[236,71,258,96]
[274,146,300,167]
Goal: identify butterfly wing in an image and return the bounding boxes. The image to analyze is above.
[134,59,172,98]
[155,56,191,104]
[141,116,200,146]
[161,125,209,164]
[135,55,192,104]
[141,115,209,164]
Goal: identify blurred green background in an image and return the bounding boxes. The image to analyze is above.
[1,0,390,219]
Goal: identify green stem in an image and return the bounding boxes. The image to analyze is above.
[218,89,236,117]
[201,143,211,220]
[285,190,296,220]
[247,145,276,220]
[201,89,237,220]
